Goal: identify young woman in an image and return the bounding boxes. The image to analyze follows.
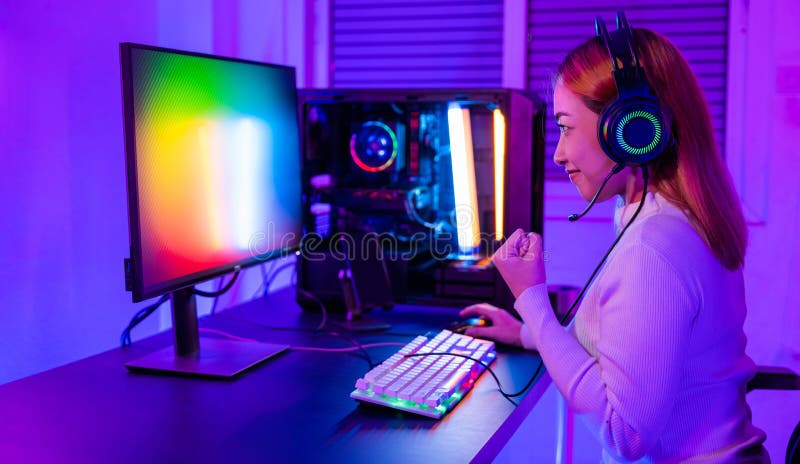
[460,26,769,463]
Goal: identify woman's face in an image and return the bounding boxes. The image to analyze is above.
[553,81,627,201]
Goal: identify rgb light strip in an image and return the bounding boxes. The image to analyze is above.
[493,109,506,242]
[447,103,481,256]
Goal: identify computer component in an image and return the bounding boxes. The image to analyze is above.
[350,329,496,419]
[296,89,545,311]
[335,232,394,332]
[119,43,303,377]
[350,121,403,173]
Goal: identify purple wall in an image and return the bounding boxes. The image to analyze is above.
[735,0,800,457]
[0,0,306,385]
[0,0,161,384]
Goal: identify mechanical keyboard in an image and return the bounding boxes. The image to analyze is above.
[350,329,496,419]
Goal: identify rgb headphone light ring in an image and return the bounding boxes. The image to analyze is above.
[614,110,663,156]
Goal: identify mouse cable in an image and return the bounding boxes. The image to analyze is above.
[504,167,651,399]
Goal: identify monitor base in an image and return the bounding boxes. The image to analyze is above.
[125,338,288,378]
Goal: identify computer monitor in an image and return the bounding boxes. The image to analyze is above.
[120,43,303,377]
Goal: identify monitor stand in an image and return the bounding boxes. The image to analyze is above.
[125,287,288,378]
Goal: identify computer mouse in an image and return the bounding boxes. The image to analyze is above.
[449,316,492,334]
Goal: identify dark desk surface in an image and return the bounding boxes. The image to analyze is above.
[0,289,549,463]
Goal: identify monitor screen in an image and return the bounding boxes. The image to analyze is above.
[121,44,303,302]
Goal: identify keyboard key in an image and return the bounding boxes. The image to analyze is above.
[350,330,496,419]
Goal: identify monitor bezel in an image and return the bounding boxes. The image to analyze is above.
[120,42,303,303]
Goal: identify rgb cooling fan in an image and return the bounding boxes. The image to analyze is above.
[349,121,398,172]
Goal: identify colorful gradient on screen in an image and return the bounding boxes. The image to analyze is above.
[127,47,302,296]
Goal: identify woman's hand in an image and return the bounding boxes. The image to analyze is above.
[459,303,523,347]
[493,228,546,298]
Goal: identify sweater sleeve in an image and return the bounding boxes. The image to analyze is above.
[519,322,538,350]
[515,244,696,461]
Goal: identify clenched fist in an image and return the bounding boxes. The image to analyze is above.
[493,228,546,298]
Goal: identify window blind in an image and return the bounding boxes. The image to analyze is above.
[331,0,504,88]
[526,1,729,177]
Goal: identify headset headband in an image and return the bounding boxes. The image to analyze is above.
[593,11,670,165]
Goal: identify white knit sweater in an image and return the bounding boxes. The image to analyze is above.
[516,192,768,463]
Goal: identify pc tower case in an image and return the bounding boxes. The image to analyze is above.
[296,88,545,311]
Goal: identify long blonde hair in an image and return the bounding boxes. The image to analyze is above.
[557,29,747,270]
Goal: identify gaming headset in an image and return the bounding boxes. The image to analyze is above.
[594,11,671,166]
[568,11,671,222]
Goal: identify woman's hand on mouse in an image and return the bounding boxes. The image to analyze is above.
[493,228,546,298]
[459,303,522,347]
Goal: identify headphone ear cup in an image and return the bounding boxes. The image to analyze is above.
[598,100,627,165]
[598,98,670,166]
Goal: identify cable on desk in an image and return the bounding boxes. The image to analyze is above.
[290,342,406,353]
[120,294,170,347]
[199,327,259,343]
[404,352,519,407]
[291,287,380,367]
[324,330,375,368]
[294,286,391,368]
[213,311,381,368]
[215,312,324,334]
[198,327,403,356]
[295,287,328,332]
